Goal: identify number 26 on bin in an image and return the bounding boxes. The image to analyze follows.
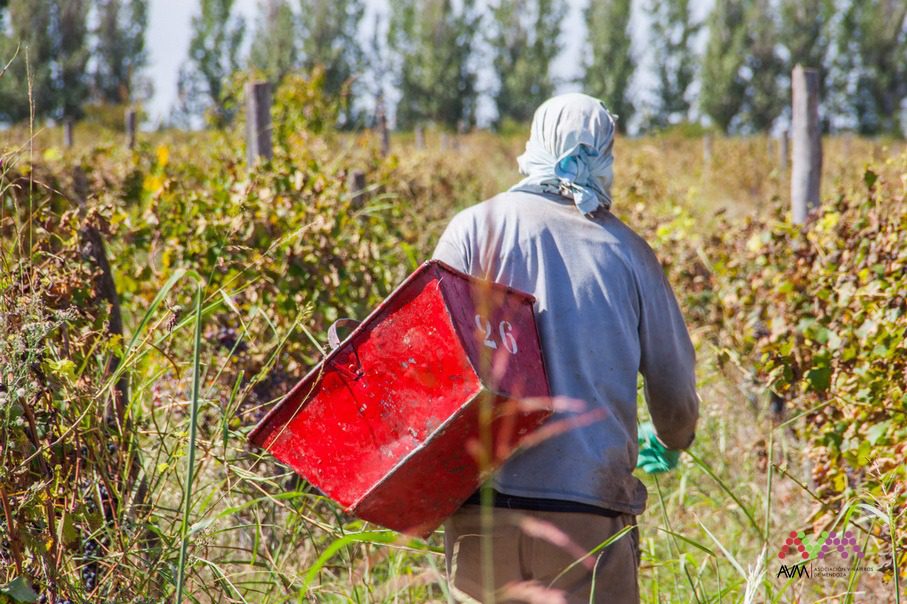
[474,315,518,354]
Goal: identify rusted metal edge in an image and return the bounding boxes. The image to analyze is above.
[249,260,533,448]
[432,259,538,304]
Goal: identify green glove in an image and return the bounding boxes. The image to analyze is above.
[636,421,681,474]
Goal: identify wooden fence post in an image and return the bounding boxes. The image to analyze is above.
[245,81,273,164]
[125,109,137,150]
[376,104,390,157]
[348,170,367,208]
[414,125,425,150]
[703,135,712,165]
[64,119,74,149]
[791,65,822,224]
[778,129,789,172]
[454,119,466,150]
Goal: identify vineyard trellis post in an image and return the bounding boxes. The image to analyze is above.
[376,101,390,157]
[125,108,137,150]
[64,119,74,148]
[349,170,367,209]
[453,119,466,151]
[778,129,789,172]
[791,65,822,224]
[415,125,425,149]
[245,81,273,164]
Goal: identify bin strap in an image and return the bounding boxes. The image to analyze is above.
[327,318,361,350]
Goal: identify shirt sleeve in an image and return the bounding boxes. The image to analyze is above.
[636,248,699,450]
[431,210,472,274]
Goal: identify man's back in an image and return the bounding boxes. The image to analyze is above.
[433,189,698,515]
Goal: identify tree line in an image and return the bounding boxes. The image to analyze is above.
[1,0,906,136]
[0,0,148,124]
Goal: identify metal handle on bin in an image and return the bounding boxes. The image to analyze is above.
[327,318,364,380]
[328,318,361,351]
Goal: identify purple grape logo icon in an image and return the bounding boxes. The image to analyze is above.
[818,531,864,560]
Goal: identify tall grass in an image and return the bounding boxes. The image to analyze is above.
[636,348,902,604]
[175,278,204,603]
[0,119,903,602]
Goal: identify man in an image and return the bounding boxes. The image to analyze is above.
[432,93,699,603]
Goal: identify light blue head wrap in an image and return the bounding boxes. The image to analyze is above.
[509,93,617,215]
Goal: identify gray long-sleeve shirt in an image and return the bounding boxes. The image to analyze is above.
[432,190,698,515]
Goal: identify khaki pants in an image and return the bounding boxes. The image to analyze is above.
[444,505,640,603]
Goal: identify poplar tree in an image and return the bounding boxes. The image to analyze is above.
[0,0,89,122]
[778,0,832,121]
[177,0,246,126]
[488,0,566,127]
[778,0,831,74]
[647,0,700,127]
[365,13,390,130]
[248,0,298,84]
[583,0,634,131]
[740,0,785,131]
[298,0,364,103]
[56,0,91,121]
[93,0,149,104]
[832,0,907,134]
[388,0,480,130]
[700,0,747,132]
[0,0,54,121]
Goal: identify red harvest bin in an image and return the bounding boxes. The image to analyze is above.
[249,260,552,536]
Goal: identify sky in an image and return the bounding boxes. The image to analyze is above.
[147,0,714,128]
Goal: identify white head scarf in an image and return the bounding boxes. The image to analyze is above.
[509,93,617,215]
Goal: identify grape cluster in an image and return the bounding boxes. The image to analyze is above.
[250,365,293,418]
[82,538,100,557]
[72,478,117,597]
[78,477,96,508]
[80,535,104,593]
[79,479,118,523]
[216,326,248,354]
[38,596,72,604]
[98,482,116,522]
[81,563,98,591]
